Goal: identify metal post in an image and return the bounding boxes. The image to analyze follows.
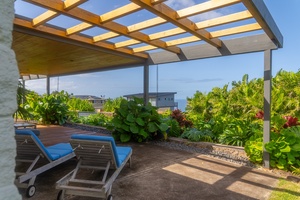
[46,76,50,95]
[143,64,149,106]
[263,49,272,169]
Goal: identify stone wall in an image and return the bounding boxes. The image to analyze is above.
[0,0,22,199]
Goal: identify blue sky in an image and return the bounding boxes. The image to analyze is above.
[19,0,299,100]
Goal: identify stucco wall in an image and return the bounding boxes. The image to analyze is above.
[0,0,22,199]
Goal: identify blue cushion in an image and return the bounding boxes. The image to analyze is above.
[71,134,132,167]
[16,129,73,161]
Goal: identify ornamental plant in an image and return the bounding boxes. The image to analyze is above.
[24,91,70,125]
[108,97,168,143]
[171,109,193,128]
[265,126,300,172]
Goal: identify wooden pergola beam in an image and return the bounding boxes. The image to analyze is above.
[100,3,142,23]
[176,0,241,19]
[63,0,88,10]
[93,32,119,42]
[131,0,222,48]
[32,10,59,27]
[25,0,181,54]
[148,10,253,41]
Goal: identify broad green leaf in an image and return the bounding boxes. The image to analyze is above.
[291,143,300,151]
[136,117,145,126]
[120,133,131,143]
[126,114,135,122]
[130,124,139,134]
[148,122,158,132]
[121,124,130,132]
[280,145,291,153]
[139,129,148,139]
[159,123,169,132]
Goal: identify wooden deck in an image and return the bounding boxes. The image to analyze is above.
[36,125,109,146]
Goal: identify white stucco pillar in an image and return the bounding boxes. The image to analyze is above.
[0,0,22,199]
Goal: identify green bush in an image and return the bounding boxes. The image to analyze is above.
[25,91,70,125]
[108,97,168,143]
[68,97,95,112]
[265,126,300,172]
[244,133,263,163]
[181,128,215,142]
[77,113,112,127]
[103,97,124,112]
[218,119,262,147]
[166,118,181,137]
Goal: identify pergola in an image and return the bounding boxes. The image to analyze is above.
[13,0,283,167]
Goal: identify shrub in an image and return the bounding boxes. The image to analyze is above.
[77,113,111,127]
[171,109,193,128]
[265,126,300,172]
[244,133,263,164]
[108,97,168,143]
[25,91,69,125]
[181,128,215,142]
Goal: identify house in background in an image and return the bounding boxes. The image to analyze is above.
[123,92,178,111]
[73,95,107,112]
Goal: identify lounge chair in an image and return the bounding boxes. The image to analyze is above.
[56,134,132,200]
[15,129,75,197]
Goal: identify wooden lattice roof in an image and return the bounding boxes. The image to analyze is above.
[13,0,283,77]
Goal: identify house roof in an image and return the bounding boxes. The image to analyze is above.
[73,95,105,100]
[124,92,176,98]
[13,0,282,78]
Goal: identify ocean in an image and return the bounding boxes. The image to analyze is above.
[176,99,187,112]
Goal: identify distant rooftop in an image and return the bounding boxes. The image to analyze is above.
[124,92,177,98]
[73,95,106,100]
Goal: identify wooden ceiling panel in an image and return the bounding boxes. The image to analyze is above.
[13,31,143,76]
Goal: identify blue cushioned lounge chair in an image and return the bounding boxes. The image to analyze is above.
[56,134,132,200]
[15,130,75,197]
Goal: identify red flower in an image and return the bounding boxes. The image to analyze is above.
[283,116,299,128]
[255,111,264,119]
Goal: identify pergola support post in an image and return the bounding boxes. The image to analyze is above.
[143,63,149,106]
[263,49,272,169]
[46,76,50,95]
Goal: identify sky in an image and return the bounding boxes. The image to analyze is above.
[18,0,300,100]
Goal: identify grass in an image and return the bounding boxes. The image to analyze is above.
[268,178,300,200]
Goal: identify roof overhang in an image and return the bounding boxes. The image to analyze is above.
[13,0,283,77]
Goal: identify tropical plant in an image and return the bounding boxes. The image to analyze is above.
[265,126,300,172]
[166,118,181,137]
[103,97,124,112]
[171,109,193,128]
[24,91,70,125]
[181,128,215,142]
[14,81,34,120]
[67,97,95,112]
[108,97,168,142]
[244,133,263,163]
[76,113,112,127]
[218,119,262,147]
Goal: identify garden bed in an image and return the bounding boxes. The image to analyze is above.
[63,123,299,181]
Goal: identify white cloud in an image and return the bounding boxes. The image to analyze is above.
[165,0,196,10]
[190,10,224,22]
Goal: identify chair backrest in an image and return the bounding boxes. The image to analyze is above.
[70,134,120,168]
[15,129,53,162]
